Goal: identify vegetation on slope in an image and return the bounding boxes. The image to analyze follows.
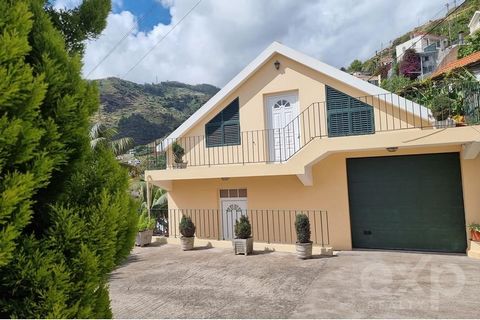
[94,77,219,146]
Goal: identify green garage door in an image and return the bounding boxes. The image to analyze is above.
[347,153,467,253]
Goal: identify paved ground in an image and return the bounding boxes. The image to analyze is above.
[109,244,480,318]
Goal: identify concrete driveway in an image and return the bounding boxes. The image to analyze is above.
[109,244,480,318]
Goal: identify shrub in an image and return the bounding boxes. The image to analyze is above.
[234,215,252,239]
[179,216,195,237]
[137,213,156,232]
[467,223,480,232]
[295,214,311,243]
[172,141,185,163]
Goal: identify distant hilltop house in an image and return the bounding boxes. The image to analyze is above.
[351,72,381,86]
[431,51,480,80]
[394,32,458,78]
[468,11,480,34]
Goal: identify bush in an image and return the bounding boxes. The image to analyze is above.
[179,216,195,237]
[138,213,156,232]
[172,141,185,163]
[234,215,252,239]
[295,214,311,243]
[467,223,480,232]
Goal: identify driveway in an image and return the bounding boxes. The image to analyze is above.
[109,244,480,318]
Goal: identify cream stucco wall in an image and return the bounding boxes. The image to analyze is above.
[164,53,429,168]
[166,145,480,252]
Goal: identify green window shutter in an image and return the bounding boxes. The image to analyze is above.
[205,98,241,147]
[326,86,375,137]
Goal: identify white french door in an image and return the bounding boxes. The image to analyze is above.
[266,93,300,162]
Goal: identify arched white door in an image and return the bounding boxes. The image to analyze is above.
[266,93,300,162]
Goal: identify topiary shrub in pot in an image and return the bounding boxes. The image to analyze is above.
[136,212,156,246]
[468,223,480,242]
[233,215,253,255]
[295,213,312,259]
[179,215,196,250]
[172,141,187,169]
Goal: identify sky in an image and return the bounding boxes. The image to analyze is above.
[55,0,453,87]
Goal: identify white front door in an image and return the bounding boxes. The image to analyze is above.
[221,199,247,240]
[266,93,300,162]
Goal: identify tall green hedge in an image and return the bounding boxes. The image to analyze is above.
[0,0,137,317]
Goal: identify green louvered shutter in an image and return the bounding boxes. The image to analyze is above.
[326,86,375,137]
[205,98,240,147]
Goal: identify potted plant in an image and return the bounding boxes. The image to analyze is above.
[468,223,480,242]
[233,215,253,255]
[295,213,312,259]
[136,213,156,246]
[179,215,196,250]
[172,141,187,169]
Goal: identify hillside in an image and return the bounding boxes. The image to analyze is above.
[359,0,480,74]
[93,77,219,146]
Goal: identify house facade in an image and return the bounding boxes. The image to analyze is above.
[146,42,480,258]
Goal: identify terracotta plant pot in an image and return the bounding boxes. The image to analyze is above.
[136,229,153,247]
[296,242,313,259]
[471,230,480,242]
[180,236,195,250]
[233,237,254,255]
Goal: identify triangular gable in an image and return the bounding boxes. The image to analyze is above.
[164,42,432,144]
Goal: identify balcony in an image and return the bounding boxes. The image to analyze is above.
[145,89,480,171]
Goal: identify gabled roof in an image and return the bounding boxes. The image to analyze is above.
[431,51,480,78]
[468,11,480,28]
[164,42,431,143]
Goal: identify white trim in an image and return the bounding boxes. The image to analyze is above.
[468,11,480,29]
[159,42,432,151]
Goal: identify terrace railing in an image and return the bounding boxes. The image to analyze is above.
[164,208,330,246]
[145,89,480,170]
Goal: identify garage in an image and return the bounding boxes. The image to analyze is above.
[347,153,467,253]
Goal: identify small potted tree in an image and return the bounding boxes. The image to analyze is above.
[172,141,187,169]
[233,215,253,255]
[179,215,195,250]
[136,213,156,246]
[295,213,312,259]
[468,223,480,242]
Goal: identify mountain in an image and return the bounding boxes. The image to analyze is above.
[93,77,219,146]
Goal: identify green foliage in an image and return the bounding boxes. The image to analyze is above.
[347,59,363,73]
[380,75,413,93]
[295,214,311,243]
[46,0,111,54]
[0,1,137,317]
[172,141,185,163]
[362,59,377,75]
[137,212,155,232]
[179,216,195,237]
[458,31,480,59]
[94,77,219,146]
[234,215,251,239]
[90,122,133,156]
[467,223,480,232]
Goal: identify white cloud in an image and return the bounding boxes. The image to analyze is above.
[53,0,83,10]
[83,0,448,86]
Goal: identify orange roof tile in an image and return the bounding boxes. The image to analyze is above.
[431,51,480,78]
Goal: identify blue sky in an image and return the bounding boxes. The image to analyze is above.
[112,0,171,32]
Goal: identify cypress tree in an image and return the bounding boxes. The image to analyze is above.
[0,0,138,317]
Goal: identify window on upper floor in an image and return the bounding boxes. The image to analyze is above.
[205,98,240,147]
[326,86,375,137]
